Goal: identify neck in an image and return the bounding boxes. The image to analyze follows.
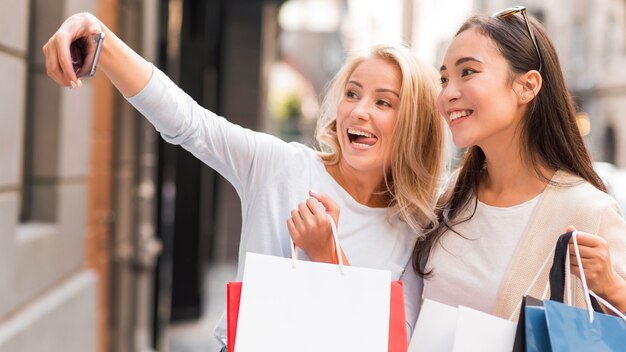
[478,139,554,207]
[325,163,389,208]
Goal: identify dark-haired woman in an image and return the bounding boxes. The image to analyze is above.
[415,7,626,318]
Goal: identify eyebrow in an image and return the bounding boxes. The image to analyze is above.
[347,80,400,98]
[439,57,484,72]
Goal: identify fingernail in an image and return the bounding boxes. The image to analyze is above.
[69,81,77,89]
[309,189,318,195]
[76,79,82,88]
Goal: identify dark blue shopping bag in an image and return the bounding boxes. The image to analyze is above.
[523,297,551,352]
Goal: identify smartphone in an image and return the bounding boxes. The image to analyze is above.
[70,32,105,78]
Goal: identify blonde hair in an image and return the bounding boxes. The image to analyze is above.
[315,44,445,232]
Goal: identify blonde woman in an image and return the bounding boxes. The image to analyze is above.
[43,12,446,348]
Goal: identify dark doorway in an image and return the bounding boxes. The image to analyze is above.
[604,125,617,164]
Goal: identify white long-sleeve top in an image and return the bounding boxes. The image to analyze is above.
[423,171,626,321]
[424,195,541,313]
[126,67,422,346]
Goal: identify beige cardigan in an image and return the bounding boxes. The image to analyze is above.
[492,170,626,320]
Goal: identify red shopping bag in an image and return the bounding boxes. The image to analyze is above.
[227,280,408,352]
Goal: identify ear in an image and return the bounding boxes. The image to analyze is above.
[517,70,542,104]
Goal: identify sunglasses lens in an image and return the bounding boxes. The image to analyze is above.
[491,6,524,18]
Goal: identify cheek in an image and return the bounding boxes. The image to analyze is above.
[382,113,398,137]
[336,101,351,122]
[334,106,347,128]
[436,93,446,118]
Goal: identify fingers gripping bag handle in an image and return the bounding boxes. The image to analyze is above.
[548,231,626,321]
[290,213,344,274]
[569,231,626,322]
[548,231,603,311]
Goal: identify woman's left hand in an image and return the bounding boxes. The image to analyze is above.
[566,225,626,311]
[286,191,341,264]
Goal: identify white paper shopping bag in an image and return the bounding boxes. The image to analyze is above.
[453,306,516,351]
[408,299,458,351]
[235,252,392,352]
[409,299,516,352]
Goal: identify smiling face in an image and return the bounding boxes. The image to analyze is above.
[437,28,526,150]
[335,57,401,176]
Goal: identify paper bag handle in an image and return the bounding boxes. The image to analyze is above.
[569,230,626,323]
[508,230,626,322]
[508,248,554,320]
[290,213,345,274]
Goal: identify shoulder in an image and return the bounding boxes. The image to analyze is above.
[260,141,326,182]
[283,141,322,166]
[544,170,623,226]
[287,141,318,155]
[549,170,616,207]
[252,134,315,161]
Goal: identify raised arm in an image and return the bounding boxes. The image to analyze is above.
[42,12,152,97]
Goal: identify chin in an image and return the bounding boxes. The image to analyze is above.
[452,140,470,149]
[451,135,474,149]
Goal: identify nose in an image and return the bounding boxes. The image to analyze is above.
[350,100,371,121]
[437,80,460,117]
[439,79,461,103]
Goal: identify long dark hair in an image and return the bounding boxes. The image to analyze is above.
[413,14,607,277]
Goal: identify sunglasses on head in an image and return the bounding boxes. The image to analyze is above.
[492,6,543,72]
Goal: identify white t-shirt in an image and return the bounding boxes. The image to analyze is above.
[423,194,541,313]
[127,67,422,345]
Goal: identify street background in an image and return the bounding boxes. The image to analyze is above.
[1,0,626,351]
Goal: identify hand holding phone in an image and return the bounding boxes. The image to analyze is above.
[70,32,105,78]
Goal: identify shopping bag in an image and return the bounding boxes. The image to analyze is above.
[387,280,409,352]
[516,231,626,351]
[234,252,390,352]
[547,231,626,350]
[547,232,603,312]
[512,295,532,352]
[408,299,457,351]
[543,299,626,351]
[521,296,551,352]
[453,306,517,351]
[226,214,407,352]
[226,282,242,352]
[227,280,407,352]
[408,299,516,352]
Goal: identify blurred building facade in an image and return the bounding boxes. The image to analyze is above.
[0,0,109,351]
[1,0,289,351]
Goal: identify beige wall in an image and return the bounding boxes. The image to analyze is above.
[0,0,102,351]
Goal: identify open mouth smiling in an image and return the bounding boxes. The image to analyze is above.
[347,127,378,148]
[449,110,473,123]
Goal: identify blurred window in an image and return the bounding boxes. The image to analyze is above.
[20,9,60,224]
[604,125,617,165]
[604,14,616,64]
[570,20,586,76]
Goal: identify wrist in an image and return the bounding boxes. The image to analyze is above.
[310,242,337,264]
[97,23,115,74]
[600,274,626,312]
